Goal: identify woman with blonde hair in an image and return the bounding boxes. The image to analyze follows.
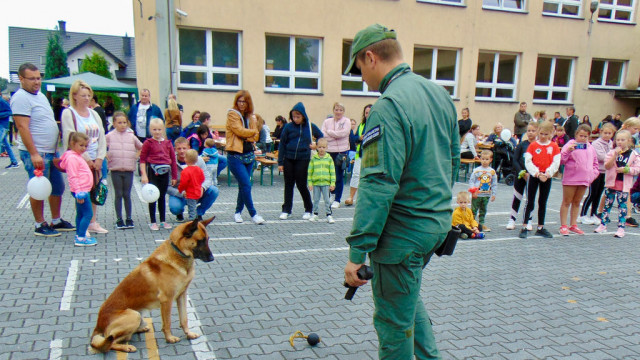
[164,97,182,144]
[61,80,108,234]
[225,90,265,224]
[321,102,351,208]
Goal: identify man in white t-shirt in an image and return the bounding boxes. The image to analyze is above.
[127,89,164,142]
[11,63,75,237]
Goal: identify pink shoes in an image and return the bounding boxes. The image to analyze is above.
[88,222,109,234]
[559,226,570,236]
[568,225,584,235]
[614,227,625,238]
[594,224,607,233]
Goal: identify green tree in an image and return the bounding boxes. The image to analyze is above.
[0,77,8,92]
[44,32,69,79]
[79,52,113,79]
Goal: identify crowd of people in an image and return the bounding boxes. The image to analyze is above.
[454,101,640,239]
[4,62,374,247]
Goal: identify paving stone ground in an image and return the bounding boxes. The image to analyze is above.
[1,149,639,359]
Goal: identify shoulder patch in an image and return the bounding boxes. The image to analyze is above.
[362,125,381,149]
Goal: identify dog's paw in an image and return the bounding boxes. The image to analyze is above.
[136,326,151,333]
[122,345,137,353]
[166,335,181,343]
[186,332,200,340]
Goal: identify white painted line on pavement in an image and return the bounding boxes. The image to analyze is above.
[292,232,334,236]
[17,194,29,209]
[213,218,352,226]
[1,171,7,176]
[133,180,144,202]
[155,239,165,243]
[49,339,62,360]
[187,295,217,360]
[215,246,349,258]
[211,236,253,241]
[60,260,78,311]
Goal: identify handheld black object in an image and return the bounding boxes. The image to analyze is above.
[344,265,374,300]
[435,226,461,257]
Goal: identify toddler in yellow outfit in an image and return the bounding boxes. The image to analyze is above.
[452,191,485,239]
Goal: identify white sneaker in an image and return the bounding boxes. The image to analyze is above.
[309,214,318,222]
[302,212,312,220]
[279,212,290,220]
[526,222,533,231]
[327,215,335,224]
[252,214,266,224]
[578,215,592,225]
[331,201,341,209]
[506,219,515,230]
[234,213,244,223]
[589,215,601,224]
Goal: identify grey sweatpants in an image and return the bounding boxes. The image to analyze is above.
[110,170,134,220]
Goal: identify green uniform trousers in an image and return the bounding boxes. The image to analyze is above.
[472,196,490,226]
[372,252,441,359]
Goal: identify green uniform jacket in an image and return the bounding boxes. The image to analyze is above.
[347,63,460,265]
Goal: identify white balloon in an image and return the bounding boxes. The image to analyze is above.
[27,176,52,201]
[500,128,512,142]
[141,184,160,203]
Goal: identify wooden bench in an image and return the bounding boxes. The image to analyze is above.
[457,158,481,182]
[255,156,278,186]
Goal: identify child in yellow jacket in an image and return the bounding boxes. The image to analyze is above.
[452,191,485,239]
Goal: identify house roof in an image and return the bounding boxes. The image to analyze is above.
[66,38,127,67]
[8,26,136,81]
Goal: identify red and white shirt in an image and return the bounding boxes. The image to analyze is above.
[524,140,561,177]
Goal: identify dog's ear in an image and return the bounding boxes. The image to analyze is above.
[201,216,215,227]
[183,218,200,238]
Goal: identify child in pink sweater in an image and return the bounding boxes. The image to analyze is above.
[60,132,97,246]
[106,112,142,229]
[595,130,640,238]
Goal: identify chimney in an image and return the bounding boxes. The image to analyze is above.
[58,20,66,36]
[122,35,132,56]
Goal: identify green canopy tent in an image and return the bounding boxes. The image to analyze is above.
[41,72,138,105]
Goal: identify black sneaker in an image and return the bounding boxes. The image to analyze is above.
[535,228,553,238]
[35,222,61,237]
[176,213,186,223]
[518,228,528,239]
[51,219,75,232]
[116,219,126,229]
[125,218,135,229]
[625,217,638,227]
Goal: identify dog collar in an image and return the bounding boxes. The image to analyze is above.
[171,242,191,258]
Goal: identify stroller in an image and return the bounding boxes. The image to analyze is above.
[492,138,516,186]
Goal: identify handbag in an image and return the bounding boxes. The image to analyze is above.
[335,153,348,171]
[150,164,171,175]
[90,169,108,206]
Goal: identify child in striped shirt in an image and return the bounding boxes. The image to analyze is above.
[307,138,336,223]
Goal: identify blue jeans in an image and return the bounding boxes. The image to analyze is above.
[0,122,17,164]
[20,150,65,196]
[217,155,227,176]
[169,186,219,217]
[631,191,640,205]
[228,153,257,217]
[166,126,181,145]
[73,195,93,237]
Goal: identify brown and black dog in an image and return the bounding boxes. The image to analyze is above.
[89,217,215,353]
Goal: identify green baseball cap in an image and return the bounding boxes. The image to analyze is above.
[344,24,397,75]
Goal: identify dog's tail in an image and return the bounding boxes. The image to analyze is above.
[89,333,114,354]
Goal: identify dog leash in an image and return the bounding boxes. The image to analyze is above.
[171,242,190,258]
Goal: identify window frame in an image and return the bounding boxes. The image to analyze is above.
[475,51,520,102]
[416,0,465,7]
[588,59,627,89]
[176,28,243,91]
[597,0,636,24]
[482,0,527,13]
[532,56,575,105]
[542,0,583,18]
[413,46,461,99]
[264,34,323,94]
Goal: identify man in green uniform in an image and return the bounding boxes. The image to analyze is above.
[343,24,460,359]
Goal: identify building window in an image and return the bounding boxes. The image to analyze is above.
[77,59,83,70]
[542,0,582,17]
[533,56,574,103]
[40,55,46,66]
[414,46,460,98]
[482,0,526,12]
[475,51,519,101]
[177,28,241,90]
[598,0,635,23]
[341,40,379,96]
[265,35,321,94]
[417,0,464,5]
[589,59,626,88]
